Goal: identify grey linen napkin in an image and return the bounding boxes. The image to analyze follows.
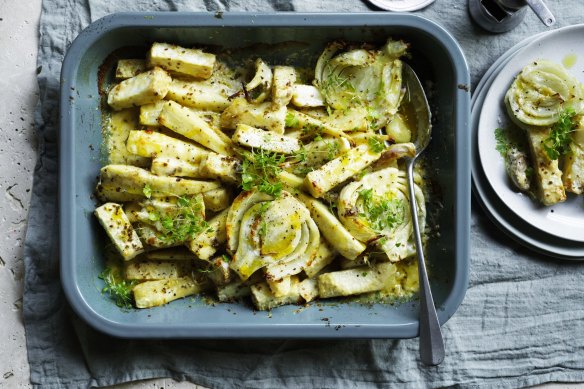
[24,0,584,388]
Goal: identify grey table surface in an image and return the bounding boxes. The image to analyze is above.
[1,0,583,387]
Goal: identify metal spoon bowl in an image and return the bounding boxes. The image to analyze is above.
[401,63,445,366]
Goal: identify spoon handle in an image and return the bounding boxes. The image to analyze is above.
[407,158,445,366]
[526,0,556,27]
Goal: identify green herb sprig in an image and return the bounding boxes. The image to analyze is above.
[543,107,577,160]
[285,111,299,128]
[143,184,153,199]
[495,127,511,156]
[368,136,386,153]
[290,136,339,176]
[325,138,340,160]
[148,195,210,244]
[494,126,534,181]
[294,146,308,163]
[99,266,137,309]
[358,188,405,232]
[241,149,285,196]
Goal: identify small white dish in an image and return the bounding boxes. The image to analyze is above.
[366,0,435,12]
[476,24,584,243]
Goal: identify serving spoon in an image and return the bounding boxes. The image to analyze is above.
[401,63,445,366]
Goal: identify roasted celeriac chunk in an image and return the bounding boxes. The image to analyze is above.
[94,203,144,261]
[290,85,325,107]
[303,238,336,278]
[318,262,396,298]
[217,279,252,302]
[285,109,349,139]
[158,100,235,156]
[107,67,171,110]
[186,209,229,260]
[115,59,148,80]
[304,144,383,198]
[277,171,305,190]
[205,256,234,287]
[126,129,209,164]
[220,98,287,134]
[250,276,302,311]
[149,42,216,79]
[201,187,231,212]
[563,116,584,194]
[145,247,195,261]
[271,65,296,107]
[505,146,531,192]
[298,278,319,302]
[139,100,166,126]
[97,164,221,201]
[150,157,203,178]
[198,153,241,184]
[124,259,191,281]
[133,276,208,308]
[526,128,566,205]
[267,276,292,298]
[233,124,300,155]
[166,79,231,111]
[106,109,150,167]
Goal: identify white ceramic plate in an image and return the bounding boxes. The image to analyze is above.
[477,24,584,243]
[472,29,584,259]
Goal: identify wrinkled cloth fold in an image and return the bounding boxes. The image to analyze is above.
[24,0,584,388]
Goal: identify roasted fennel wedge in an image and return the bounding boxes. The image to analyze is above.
[226,190,320,281]
[338,166,425,262]
[314,38,407,131]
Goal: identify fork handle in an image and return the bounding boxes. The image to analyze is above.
[407,158,445,366]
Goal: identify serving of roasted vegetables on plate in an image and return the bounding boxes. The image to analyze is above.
[497,59,584,206]
[94,38,430,311]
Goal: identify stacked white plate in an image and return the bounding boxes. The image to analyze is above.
[472,24,584,259]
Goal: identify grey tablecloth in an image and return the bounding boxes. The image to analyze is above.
[24,1,584,388]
